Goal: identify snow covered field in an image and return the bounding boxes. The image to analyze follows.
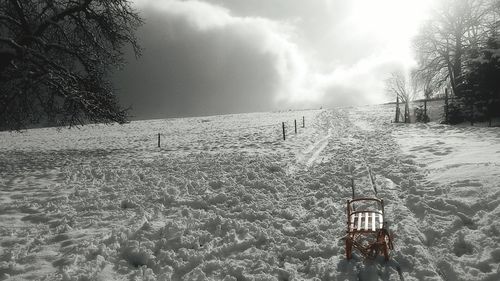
[0,105,499,280]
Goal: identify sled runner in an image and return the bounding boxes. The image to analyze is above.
[345,167,394,261]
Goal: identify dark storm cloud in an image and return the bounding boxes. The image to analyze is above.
[114,1,287,119]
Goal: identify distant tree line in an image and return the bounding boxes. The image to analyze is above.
[413,0,500,125]
[0,0,142,131]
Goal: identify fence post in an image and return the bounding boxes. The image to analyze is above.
[282,122,286,140]
[444,88,449,123]
[424,99,427,122]
[395,96,400,123]
[158,133,161,148]
[404,101,409,123]
[294,119,297,134]
[302,116,305,128]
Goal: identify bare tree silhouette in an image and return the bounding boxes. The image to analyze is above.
[413,0,496,96]
[0,0,142,130]
[386,71,417,123]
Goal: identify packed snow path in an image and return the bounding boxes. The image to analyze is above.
[290,109,443,280]
[0,106,499,280]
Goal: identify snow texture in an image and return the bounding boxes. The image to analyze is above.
[0,105,499,280]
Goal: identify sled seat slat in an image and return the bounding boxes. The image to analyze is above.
[350,211,383,232]
[365,212,369,230]
[372,212,376,231]
[357,212,362,230]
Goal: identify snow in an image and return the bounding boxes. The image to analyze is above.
[394,119,500,281]
[0,105,499,280]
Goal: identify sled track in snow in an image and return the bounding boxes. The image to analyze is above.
[305,128,332,168]
[297,108,444,280]
[347,108,443,281]
[287,116,332,173]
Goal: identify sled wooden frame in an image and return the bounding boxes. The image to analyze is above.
[345,197,394,261]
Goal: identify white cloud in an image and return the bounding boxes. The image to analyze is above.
[142,0,232,30]
[124,0,425,117]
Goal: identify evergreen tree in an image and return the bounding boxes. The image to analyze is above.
[463,29,500,124]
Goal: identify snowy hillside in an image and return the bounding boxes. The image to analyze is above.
[0,105,499,281]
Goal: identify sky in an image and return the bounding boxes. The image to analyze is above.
[114,0,432,119]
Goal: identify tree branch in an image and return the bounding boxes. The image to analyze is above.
[34,0,92,37]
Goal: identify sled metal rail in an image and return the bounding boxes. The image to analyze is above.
[349,164,377,200]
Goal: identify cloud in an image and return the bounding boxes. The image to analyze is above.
[115,0,308,118]
[115,0,415,119]
[318,55,406,105]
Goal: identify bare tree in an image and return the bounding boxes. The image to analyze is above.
[411,69,436,122]
[413,0,495,97]
[0,0,142,130]
[386,71,416,123]
[413,68,436,101]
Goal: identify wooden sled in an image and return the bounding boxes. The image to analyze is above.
[345,197,394,261]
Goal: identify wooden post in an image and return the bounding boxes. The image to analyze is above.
[444,88,449,123]
[282,122,286,140]
[158,133,161,148]
[407,101,410,123]
[404,101,409,123]
[424,99,428,123]
[302,116,305,128]
[395,96,400,123]
[294,119,297,134]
